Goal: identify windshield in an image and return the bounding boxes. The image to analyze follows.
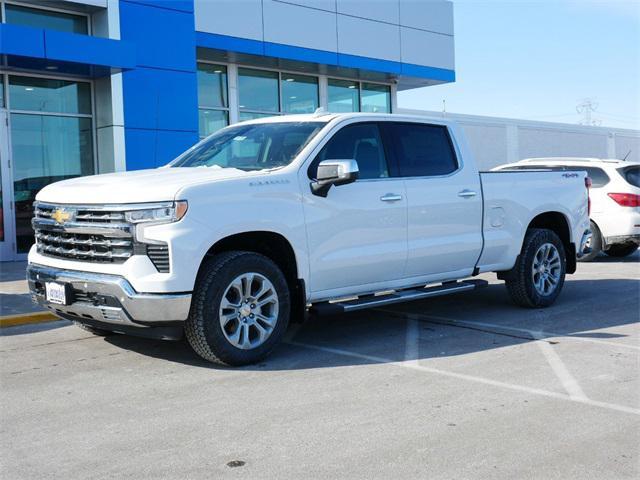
[169,121,325,171]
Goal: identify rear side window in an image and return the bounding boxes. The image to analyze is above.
[387,123,458,177]
[620,166,640,188]
[582,167,610,188]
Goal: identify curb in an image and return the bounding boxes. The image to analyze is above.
[0,311,58,328]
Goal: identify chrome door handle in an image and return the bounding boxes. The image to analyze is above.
[458,189,477,198]
[380,193,403,202]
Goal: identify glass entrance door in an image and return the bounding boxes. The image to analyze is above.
[0,108,15,260]
[0,73,95,261]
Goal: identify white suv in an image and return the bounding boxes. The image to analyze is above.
[496,157,640,261]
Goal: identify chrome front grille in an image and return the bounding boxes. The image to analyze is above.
[33,203,135,264]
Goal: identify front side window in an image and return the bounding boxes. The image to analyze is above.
[170,122,325,171]
[4,4,88,34]
[388,123,458,177]
[312,123,389,180]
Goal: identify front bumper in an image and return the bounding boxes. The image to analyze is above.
[27,263,191,331]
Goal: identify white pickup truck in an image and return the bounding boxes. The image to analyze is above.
[28,113,591,365]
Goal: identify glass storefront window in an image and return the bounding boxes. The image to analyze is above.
[11,114,93,253]
[198,109,229,138]
[5,4,89,35]
[238,68,279,114]
[361,83,391,113]
[328,79,360,113]
[197,63,228,109]
[0,81,4,107]
[238,111,276,122]
[9,76,91,114]
[282,74,318,114]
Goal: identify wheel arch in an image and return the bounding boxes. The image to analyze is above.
[198,231,307,321]
[526,211,576,274]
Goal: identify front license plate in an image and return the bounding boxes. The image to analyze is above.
[45,282,67,305]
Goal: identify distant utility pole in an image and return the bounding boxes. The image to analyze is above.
[576,98,601,126]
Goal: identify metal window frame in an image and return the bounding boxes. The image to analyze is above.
[196,61,231,138]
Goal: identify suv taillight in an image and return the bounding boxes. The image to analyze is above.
[608,193,640,207]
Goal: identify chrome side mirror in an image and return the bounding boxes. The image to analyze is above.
[311,159,359,197]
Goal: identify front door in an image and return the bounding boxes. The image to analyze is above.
[301,122,408,297]
[0,109,16,261]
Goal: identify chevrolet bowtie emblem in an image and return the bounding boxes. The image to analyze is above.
[51,209,72,224]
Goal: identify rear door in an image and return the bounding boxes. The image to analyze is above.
[383,121,483,278]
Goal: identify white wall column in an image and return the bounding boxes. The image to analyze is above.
[318,75,328,111]
[227,64,239,124]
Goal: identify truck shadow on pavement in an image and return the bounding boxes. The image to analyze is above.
[103,276,639,371]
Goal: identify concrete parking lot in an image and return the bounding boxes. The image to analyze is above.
[1,253,639,480]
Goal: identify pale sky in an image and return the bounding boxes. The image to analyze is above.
[398,0,640,130]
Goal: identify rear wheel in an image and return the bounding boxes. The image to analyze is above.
[505,228,567,308]
[185,251,290,366]
[578,220,601,262]
[604,243,638,258]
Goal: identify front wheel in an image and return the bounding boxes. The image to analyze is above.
[505,228,567,308]
[604,243,638,258]
[185,251,290,366]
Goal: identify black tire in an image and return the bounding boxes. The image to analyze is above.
[185,251,290,366]
[604,243,638,258]
[76,323,112,336]
[578,220,601,262]
[505,228,567,308]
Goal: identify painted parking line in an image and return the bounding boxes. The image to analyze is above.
[285,340,640,416]
[377,309,640,351]
[532,330,588,401]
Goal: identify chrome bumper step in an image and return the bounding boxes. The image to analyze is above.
[310,279,489,316]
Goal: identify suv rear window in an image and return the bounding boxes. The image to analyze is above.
[620,165,640,188]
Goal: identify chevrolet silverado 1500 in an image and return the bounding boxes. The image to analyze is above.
[28,113,592,365]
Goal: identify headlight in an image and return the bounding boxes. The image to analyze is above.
[125,201,188,224]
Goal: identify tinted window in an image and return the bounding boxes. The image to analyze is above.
[388,123,457,177]
[621,166,640,188]
[582,167,610,188]
[5,4,88,34]
[311,123,389,180]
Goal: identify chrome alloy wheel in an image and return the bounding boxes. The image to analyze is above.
[219,273,279,350]
[532,243,562,296]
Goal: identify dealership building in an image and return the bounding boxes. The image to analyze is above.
[0,0,455,260]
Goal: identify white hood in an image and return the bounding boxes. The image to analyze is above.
[36,167,250,204]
